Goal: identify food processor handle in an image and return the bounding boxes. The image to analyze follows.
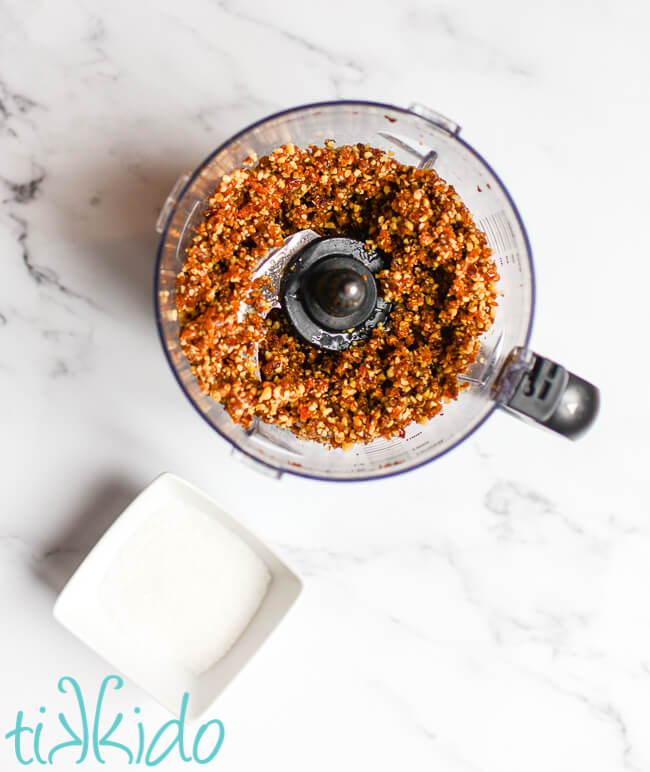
[495,347,599,439]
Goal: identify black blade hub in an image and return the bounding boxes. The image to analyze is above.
[280,236,391,352]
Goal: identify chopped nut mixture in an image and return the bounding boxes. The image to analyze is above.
[176,142,498,448]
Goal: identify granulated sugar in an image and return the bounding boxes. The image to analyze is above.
[100,503,271,674]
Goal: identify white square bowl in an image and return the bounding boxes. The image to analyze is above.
[53,472,302,719]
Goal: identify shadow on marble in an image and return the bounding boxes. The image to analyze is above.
[34,478,141,595]
[48,155,202,317]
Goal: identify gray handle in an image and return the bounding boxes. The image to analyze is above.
[495,347,599,440]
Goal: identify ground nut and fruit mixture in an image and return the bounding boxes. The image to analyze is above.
[176,142,498,449]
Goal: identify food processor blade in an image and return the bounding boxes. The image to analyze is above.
[237,229,321,323]
[238,228,392,366]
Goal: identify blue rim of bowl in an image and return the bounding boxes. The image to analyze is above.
[154,99,536,483]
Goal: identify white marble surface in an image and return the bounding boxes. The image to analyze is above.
[1,0,649,768]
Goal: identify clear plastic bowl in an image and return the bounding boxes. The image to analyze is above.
[155,100,534,481]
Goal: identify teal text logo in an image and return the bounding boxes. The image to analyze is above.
[4,676,225,766]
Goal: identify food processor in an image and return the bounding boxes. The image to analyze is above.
[155,100,599,481]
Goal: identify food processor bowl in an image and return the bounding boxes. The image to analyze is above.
[155,100,597,481]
